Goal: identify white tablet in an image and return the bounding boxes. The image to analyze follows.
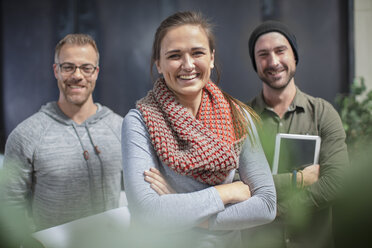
[272,133,321,175]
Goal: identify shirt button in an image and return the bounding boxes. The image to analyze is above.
[285,238,290,243]
[279,122,283,126]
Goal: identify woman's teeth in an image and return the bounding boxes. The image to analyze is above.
[179,74,197,80]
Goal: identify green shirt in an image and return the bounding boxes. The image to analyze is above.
[245,87,348,248]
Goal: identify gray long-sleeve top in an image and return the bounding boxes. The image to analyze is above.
[1,102,123,231]
[122,109,276,240]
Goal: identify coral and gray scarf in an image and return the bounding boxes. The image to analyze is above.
[137,79,245,185]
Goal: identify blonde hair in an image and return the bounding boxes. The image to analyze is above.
[54,33,99,65]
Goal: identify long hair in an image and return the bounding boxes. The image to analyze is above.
[151,11,259,143]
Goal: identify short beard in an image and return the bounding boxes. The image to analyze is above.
[260,67,295,91]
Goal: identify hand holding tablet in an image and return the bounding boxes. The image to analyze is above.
[272,133,321,175]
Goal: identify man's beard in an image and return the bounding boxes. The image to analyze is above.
[60,78,93,106]
[260,65,295,90]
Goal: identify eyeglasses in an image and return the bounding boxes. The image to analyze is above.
[58,63,97,76]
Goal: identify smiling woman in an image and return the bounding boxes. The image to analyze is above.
[154,24,214,116]
[121,11,276,248]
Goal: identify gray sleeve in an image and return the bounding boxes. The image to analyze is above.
[1,123,36,228]
[121,109,225,231]
[102,112,123,142]
[208,114,277,230]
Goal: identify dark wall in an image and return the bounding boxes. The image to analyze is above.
[1,0,352,143]
[2,0,56,141]
[0,0,4,153]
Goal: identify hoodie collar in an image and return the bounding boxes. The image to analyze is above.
[39,102,112,126]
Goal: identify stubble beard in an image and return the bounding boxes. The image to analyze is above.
[260,66,296,91]
[60,78,93,107]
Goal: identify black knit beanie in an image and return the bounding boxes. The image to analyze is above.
[248,20,299,71]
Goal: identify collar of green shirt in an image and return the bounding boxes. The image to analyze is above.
[253,86,306,115]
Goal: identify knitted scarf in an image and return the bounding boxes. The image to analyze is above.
[136,79,245,185]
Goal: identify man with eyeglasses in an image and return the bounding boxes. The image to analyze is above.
[1,34,123,235]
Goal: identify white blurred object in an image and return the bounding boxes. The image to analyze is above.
[32,207,131,248]
[0,154,4,169]
[120,190,128,207]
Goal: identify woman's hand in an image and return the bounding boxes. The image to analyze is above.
[214,181,251,205]
[145,168,211,228]
[144,167,176,195]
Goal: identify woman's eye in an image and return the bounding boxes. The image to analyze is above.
[193,51,205,56]
[168,54,180,59]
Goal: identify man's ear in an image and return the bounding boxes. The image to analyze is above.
[90,66,100,80]
[53,64,59,79]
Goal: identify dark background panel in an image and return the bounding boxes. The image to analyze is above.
[2,0,56,140]
[277,0,351,100]
[0,0,4,153]
[1,0,352,146]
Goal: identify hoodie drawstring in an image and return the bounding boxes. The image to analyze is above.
[85,122,107,209]
[72,123,107,211]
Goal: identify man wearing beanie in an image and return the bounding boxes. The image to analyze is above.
[243,20,348,248]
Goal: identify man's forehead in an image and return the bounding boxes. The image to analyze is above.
[60,43,95,52]
[58,44,98,60]
[255,32,291,50]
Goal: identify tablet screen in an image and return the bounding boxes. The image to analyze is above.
[272,134,321,174]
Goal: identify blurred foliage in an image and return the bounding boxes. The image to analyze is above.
[333,77,372,247]
[335,77,372,157]
[333,138,372,247]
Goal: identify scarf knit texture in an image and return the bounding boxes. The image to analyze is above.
[136,79,246,185]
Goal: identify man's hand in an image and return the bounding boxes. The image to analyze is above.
[144,167,176,195]
[300,164,320,187]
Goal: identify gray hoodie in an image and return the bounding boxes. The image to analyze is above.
[2,102,123,231]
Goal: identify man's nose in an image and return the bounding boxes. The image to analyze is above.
[71,67,84,78]
[268,53,280,67]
